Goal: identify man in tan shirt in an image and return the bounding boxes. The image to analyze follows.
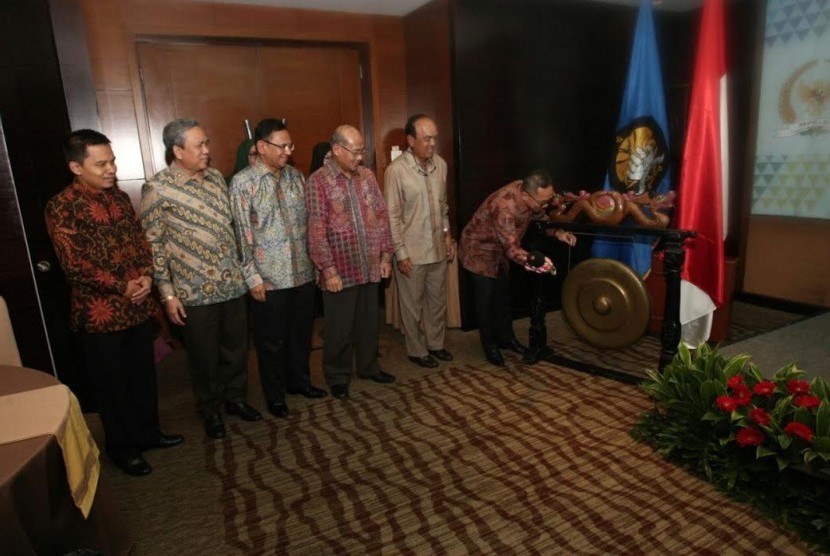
[385,115,455,368]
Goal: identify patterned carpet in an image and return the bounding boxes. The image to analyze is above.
[525,300,808,381]
[104,350,812,554]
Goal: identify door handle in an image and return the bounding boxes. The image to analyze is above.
[36,260,52,273]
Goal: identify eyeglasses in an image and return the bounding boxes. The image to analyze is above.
[262,139,295,152]
[526,191,556,208]
[338,143,367,157]
[247,150,257,157]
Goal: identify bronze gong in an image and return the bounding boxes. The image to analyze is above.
[561,258,651,349]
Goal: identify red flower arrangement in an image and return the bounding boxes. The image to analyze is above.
[752,381,776,396]
[794,395,820,409]
[787,379,810,395]
[726,375,745,389]
[635,345,830,550]
[736,427,765,447]
[716,395,737,412]
[784,422,814,443]
[706,365,826,464]
[749,407,770,426]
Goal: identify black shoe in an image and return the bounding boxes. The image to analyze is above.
[140,433,184,450]
[286,386,328,399]
[499,338,528,355]
[224,401,262,421]
[408,355,439,368]
[363,371,396,384]
[204,413,226,439]
[331,385,349,399]
[267,401,289,418]
[484,345,505,367]
[112,454,152,477]
[428,349,453,361]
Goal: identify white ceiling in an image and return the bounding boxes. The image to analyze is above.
[207,0,703,17]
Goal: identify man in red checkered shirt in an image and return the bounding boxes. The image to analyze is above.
[306,125,396,400]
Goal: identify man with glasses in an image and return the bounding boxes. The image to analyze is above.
[385,115,454,369]
[459,170,577,366]
[306,125,396,399]
[230,118,328,419]
[141,118,262,439]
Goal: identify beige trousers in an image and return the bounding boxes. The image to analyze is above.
[394,260,448,357]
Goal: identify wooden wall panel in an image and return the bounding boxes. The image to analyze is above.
[96,89,144,180]
[153,43,259,175]
[80,0,407,186]
[137,42,363,178]
[81,0,131,90]
[743,217,830,308]
[403,0,455,231]
[336,49,364,134]
[134,42,176,173]
[370,17,408,183]
[259,46,363,176]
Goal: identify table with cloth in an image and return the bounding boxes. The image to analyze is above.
[0,365,132,555]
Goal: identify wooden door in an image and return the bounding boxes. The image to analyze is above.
[137,40,364,178]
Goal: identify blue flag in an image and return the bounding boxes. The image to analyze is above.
[590,0,671,277]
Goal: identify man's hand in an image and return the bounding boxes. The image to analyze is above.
[397,258,413,275]
[523,256,556,275]
[250,284,267,303]
[555,229,577,247]
[125,276,152,304]
[324,274,343,293]
[380,261,392,279]
[445,236,456,262]
[165,297,187,326]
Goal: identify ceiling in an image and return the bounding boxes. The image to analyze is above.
[208,0,704,17]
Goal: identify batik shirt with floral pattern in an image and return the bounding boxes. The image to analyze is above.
[459,180,549,278]
[45,181,157,332]
[306,154,394,288]
[140,163,247,306]
[229,159,315,290]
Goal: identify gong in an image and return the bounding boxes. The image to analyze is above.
[561,258,651,349]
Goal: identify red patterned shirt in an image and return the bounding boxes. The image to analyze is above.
[45,182,156,332]
[459,180,549,278]
[306,156,394,288]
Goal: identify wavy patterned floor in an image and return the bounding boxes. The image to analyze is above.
[110,358,811,555]
[533,301,806,380]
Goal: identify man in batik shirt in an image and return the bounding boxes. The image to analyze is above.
[459,170,576,367]
[306,125,396,400]
[46,129,182,476]
[141,118,261,440]
[230,118,328,418]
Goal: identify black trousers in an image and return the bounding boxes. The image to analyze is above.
[469,270,516,350]
[180,296,249,419]
[77,319,160,459]
[321,282,382,387]
[251,280,315,403]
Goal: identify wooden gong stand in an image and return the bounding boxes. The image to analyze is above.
[525,221,695,372]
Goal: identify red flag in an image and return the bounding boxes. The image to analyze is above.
[677,0,727,340]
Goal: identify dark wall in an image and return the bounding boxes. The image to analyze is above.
[450,0,763,330]
[0,0,79,379]
[452,0,650,328]
[452,0,635,222]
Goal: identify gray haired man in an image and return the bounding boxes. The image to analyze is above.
[140,118,262,439]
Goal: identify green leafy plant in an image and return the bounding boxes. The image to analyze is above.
[632,343,830,551]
